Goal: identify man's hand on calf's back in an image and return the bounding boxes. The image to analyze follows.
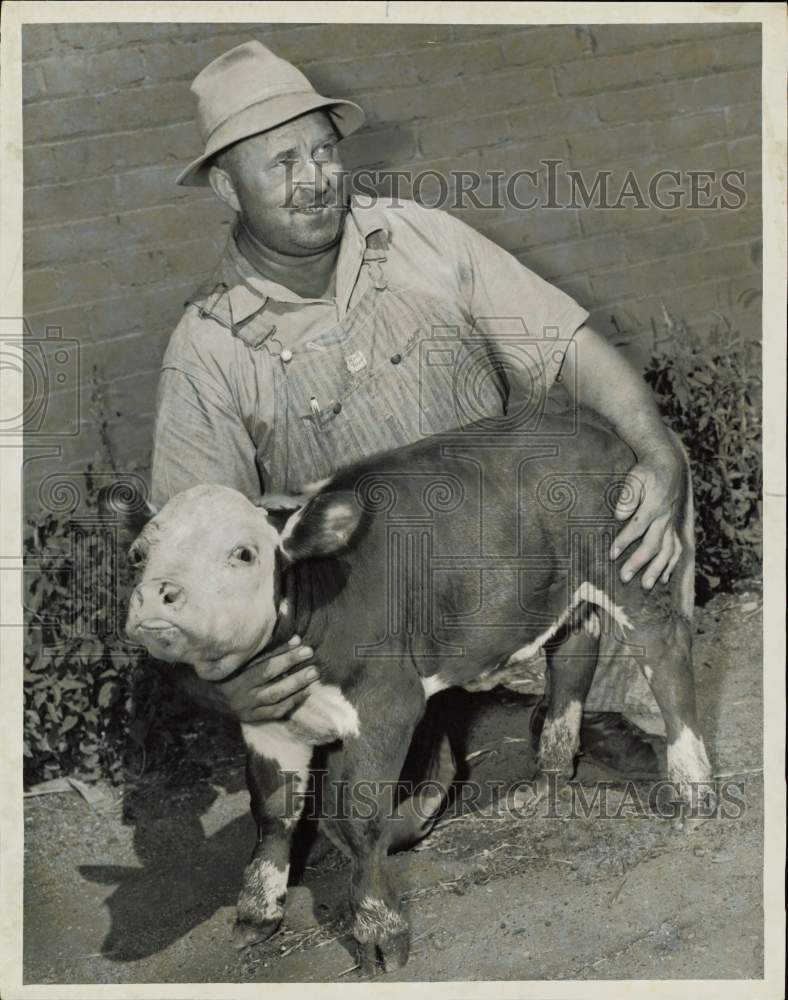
[610,446,685,590]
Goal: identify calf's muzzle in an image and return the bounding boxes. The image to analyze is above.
[131,580,186,614]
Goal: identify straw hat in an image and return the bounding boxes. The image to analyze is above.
[176,40,365,186]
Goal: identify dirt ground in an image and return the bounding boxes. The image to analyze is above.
[23,587,764,985]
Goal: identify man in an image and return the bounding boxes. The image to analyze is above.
[151,41,686,771]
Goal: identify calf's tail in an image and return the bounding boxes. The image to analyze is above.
[666,427,695,622]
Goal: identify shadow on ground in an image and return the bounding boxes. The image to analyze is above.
[73,687,537,961]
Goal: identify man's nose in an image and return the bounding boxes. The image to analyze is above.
[290,159,330,197]
[131,580,186,612]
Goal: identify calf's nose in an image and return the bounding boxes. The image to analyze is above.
[158,581,185,609]
[131,580,186,612]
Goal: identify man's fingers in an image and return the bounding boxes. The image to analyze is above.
[258,642,315,684]
[254,664,319,707]
[238,636,315,686]
[619,517,669,582]
[246,691,309,723]
[613,472,644,523]
[661,534,683,584]
[216,636,319,723]
[641,530,675,590]
[611,510,650,560]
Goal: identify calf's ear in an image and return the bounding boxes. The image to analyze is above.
[279,490,363,562]
[97,484,158,543]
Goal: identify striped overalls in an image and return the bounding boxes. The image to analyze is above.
[258,230,517,492]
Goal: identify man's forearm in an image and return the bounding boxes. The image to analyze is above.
[562,325,676,459]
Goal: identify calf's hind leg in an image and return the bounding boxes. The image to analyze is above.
[638,615,713,823]
[233,723,311,948]
[537,610,601,782]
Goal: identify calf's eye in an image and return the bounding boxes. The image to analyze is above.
[232,545,256,564]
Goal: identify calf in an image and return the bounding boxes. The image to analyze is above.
[125,417,711,973]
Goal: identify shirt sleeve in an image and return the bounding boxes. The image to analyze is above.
[438,208,590,399]
[150,366,262,509]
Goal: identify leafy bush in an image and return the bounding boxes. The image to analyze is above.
[22,371,233,786]
[24,465,142,783]
[642,310,762,602]
[23,465,236,785]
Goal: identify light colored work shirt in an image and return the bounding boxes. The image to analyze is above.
[151,197,589,507]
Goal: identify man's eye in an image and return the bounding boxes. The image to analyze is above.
[231,546,256,564]
[313,142,335,162]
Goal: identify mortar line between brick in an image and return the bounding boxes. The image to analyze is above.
[24,196,217,232]
[23,280,200,322]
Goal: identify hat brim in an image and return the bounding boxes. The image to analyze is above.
[175,94,365,187]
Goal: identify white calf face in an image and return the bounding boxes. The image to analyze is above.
[125,485,281,681]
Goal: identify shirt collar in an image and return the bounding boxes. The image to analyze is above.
[216,197,389,322]
[348,196,390,243]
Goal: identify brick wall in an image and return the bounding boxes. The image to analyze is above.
[22,21,762,503]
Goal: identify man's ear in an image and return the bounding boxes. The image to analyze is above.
[278,491,364,562]
[208,164,241,213]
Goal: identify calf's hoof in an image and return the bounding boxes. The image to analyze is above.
[672,813,708,835]
[356,927,410,976]
[511,769,567,814]
[232,915,282,950]
[353,897,410,975]
[671,797,717,834]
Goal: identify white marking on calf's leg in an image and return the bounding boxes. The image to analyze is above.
[241,721,312,772]
[538,699,583,777]
[667,725,714,827]
[289,682,360,742]
[237,858,289,924]
[236,725,309,931]
[240,722,311,829]
[667,725,712,789]
[353,896,408,944]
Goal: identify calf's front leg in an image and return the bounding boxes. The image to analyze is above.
[322,668,425,976]
[233,722,311,948]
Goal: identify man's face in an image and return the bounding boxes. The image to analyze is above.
[215,110,348,256]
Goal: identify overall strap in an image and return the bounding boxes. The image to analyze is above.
[362,228,389,290]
